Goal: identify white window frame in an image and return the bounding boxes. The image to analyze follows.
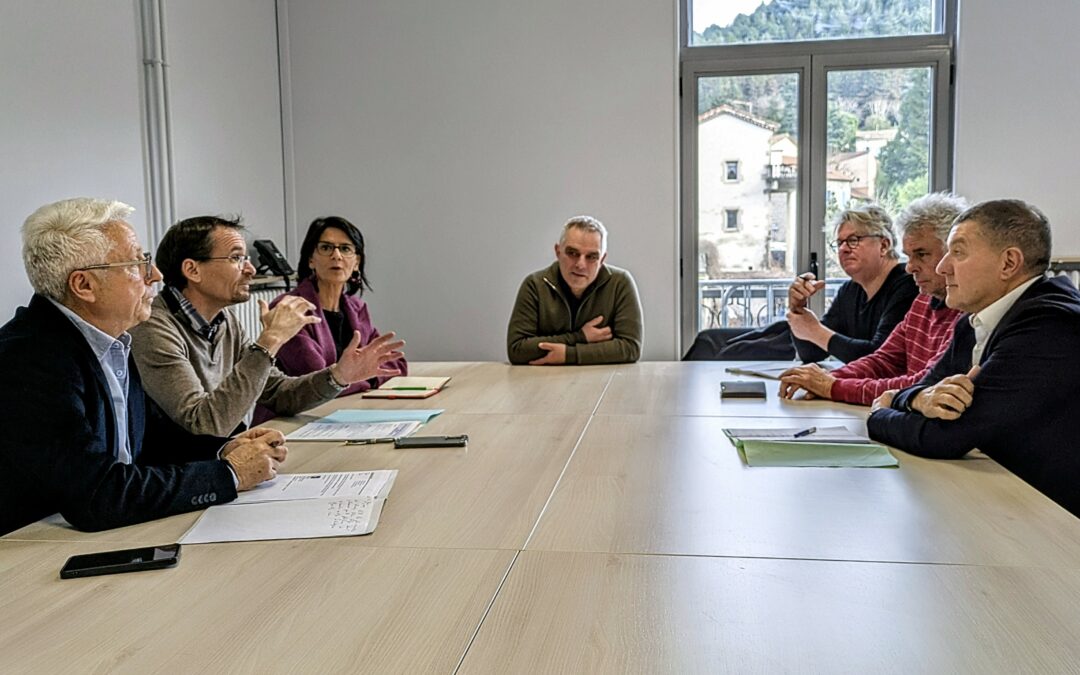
[678,1,958,354]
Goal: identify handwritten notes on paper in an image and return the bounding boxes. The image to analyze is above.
[179,471,398,543]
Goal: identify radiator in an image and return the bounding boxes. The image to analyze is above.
[231,287,287,339]
[1049,260,1080,289]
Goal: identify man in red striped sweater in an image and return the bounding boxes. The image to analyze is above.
[778,193,968,405]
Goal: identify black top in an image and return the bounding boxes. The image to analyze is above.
[322,309,353,359]
[793,263,918,363]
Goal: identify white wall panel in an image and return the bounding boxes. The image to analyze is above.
[284,0,679,360]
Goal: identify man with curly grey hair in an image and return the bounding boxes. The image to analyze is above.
[0,197,287,535]
[507,215,643,364]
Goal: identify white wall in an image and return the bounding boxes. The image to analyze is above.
[283,0,679,361]
[0,1,147,317]
[166,0,287,243]
[954,0,1080,255]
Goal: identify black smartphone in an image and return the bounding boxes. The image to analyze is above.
[394,435,468,448]
[720,380,768,399]
[59,544,181,579]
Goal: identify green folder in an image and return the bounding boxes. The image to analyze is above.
[735,439,899,468]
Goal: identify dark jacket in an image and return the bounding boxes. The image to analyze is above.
[506,261,643,365]
[867,276,1080,516]
[0,295,237,535]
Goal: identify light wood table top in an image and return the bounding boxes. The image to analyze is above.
[7,412,589,551]
[460,550,1080,674]
[598,361,867,418]
[0,539,512,674]
[340,361,618,415]
[525,414,1080,567]
[6,361,1080,673]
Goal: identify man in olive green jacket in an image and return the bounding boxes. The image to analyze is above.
[506,216,643,365]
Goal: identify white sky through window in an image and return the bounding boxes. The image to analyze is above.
[692,0,776,33]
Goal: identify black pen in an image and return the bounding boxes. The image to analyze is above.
[793,427,816,438]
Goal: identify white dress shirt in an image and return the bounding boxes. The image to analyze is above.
[968,276,1041,368]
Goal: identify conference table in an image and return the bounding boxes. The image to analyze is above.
[3,362,1080,672]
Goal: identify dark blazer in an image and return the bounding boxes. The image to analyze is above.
[867,276,1080,516]
[0,295,238,535]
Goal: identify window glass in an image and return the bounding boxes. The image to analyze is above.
[690,0,937,46]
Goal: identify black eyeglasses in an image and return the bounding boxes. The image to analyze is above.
[315,242,357,257]
[198,254,252,269]
[828,234,883,251]
[77,252,154,282]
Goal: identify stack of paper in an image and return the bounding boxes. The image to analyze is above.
[723,426,898,468]
[179,470,397,543]
[286,420,421,442]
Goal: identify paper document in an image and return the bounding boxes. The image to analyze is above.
[723,426,869,445]
[322,409,443,425]
[725,361,838,380]
[179,496,386,543]
[724,426,898,468]
[286,420,420,441]
[231,471,397,505]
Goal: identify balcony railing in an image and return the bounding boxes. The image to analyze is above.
[698,277,843,330]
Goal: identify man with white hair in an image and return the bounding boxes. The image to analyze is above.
[507,215,643,365]
[0,198,286,535]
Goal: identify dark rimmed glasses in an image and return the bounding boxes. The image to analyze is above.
[828,234,883,251]
[314,242,357,257]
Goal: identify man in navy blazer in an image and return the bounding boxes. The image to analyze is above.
[0,198,287,535]
[868,199,1080,516]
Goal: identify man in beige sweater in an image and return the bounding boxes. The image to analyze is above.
[130,215,404,436]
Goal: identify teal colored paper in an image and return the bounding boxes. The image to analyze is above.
[736,439,899,468]
[323,409,444,424]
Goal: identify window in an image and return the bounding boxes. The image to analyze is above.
[724,208,740,231]
[680,0,955,342]
[689,0,940,46]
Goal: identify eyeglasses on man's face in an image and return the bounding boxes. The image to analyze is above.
[314,242,356,257]
[198,254,252,270]
[828,234,883,251]
[77,252,155,282]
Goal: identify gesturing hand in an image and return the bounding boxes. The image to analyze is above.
[529,342,567,365]
[257,296,319,354]
[912,366,981,420]
[582,316,613,343]
[332,331,405,385]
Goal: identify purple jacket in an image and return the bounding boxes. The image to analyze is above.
[267,276,407,398]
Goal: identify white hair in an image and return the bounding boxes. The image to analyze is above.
[559,215,608,252]
[894,192,969,243]
[22,198,135,301]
